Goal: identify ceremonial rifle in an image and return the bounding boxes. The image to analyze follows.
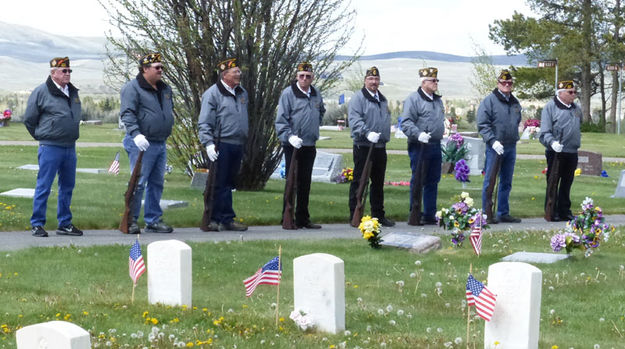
[282,145,298,230]
[200,121,222,231]
[119,151,144,233]
[484,153,502,224]
[544,137,562,221]
[351,143,375,227]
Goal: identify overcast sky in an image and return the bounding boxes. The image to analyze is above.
[1,0,535,56]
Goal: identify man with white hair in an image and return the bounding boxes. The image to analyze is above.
[24,57,83,237]
[400,67,445,225]
[477,69,523,223]
[539,80,582,221]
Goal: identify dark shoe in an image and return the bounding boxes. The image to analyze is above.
[488,217,499,224]
[548,215,562,222]
[420,217,438,225]
[499,215,521,223]
[145,221,173,233]
[297,222,322,229]
[56,224,83,236]
[219,221,248,231]
[203,221,220,232]
[128,221,141,234]
[31,226,48,237]
[562,213,575,221]
[378,217,396,227]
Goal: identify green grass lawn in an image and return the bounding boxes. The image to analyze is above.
[0,236,624,348]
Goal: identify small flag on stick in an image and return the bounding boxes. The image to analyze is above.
[108,151,120,175]
[243,256,282,297]
[470,210,483,256]
[466,274,497,321]
[129,239,146,285]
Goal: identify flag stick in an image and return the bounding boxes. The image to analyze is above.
[275,245,282,327]
[131,234,141,304]
[466,263,473,349]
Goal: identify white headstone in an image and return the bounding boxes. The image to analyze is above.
[141,199,189,210]
[148,240,192,307]
[484,262,542,349]
[380,232,441,253]
[16,321,91,349]
[17,164,106,174]
[612,170,625,198]
[501,251,569,264]
[293,253,345,334]
[0,188,35,198]
[270,151,344,183]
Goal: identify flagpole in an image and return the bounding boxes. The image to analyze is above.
[466,263,473,349]
[275,245,282,327]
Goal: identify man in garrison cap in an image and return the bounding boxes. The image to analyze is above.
[275,62,326,229]
[23,57,83,237]
[400,67,446,225]
[347,66,395,227]
[539,80,582,221]
[198,58,249,231]
[120,52,175,234]
[477,69,523,223]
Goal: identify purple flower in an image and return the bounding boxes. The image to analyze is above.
[551,234,566,252]
[450,133,464,148]
[454,159,470,183]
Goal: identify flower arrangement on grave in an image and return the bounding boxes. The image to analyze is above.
[1,109,11,121]
[454,159,470,185]
[550,197,615,257]
[289,309,315,331]
[523,118,540,139]
[337,167,354,183]
[441,132,469,173]
[436,192,488,247]
[358,215,382,248]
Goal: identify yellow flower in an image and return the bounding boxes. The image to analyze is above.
[363,232,374,240]
[142,311,149,318]
[552,345,559,349]
[186,342,194,347]
[279,317,285,322]
[150,318,159,325]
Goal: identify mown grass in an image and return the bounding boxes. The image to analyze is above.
[0,234,624,348]
[1,144,625,231]
[0,122,125,143]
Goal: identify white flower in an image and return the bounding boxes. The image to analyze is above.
[435,211,442,219]
[397,309,404,316]
[410,272,417,278]
[389,320,396,326]
[454,337,462,344]
[426,327,432,333]
[377,308,384,315]
[435,282,442,288]
[461,192,469,198]
[386,304,393,312]
[414,260,422,266]
[550,309,555,315]
[593,344,600,349]
[437,327,443,333]
[599,317,605,322]
[465,197,474,207]
[396,280,404,287]
[357,297,363,303]
[344,330,352,336]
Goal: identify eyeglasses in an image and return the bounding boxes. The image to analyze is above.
[298,74,313,79]
[61,69,72,74]
[424,78,439,83]
[152,65,164,71]
[567,90,577,95]
[499,81,513,86]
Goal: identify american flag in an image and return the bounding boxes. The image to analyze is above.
[466,274,497,321]
[243,256,282,297]
[108,152,120,175]
[129,239,146,285]
[470,211,483,256]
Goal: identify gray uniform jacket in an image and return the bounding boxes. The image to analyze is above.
[349,87,391,148]
[120,73,174,142]
[23,76,82,147]
[477,89,522,147]
[539,97,582,153]
[400,87,445,143]
[198,81,249,146]
[275,81,326,147]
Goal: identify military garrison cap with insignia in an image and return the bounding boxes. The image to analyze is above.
[498,69,513,81]
[297,62,313,72]
[139,53,162,66]
[365,66,380,77]
[418,67,438,78]
[50,57,70,68]
[218,58,238,73]
[558,80,575,89]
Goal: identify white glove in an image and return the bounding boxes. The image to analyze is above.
[133,134,150,151]
[366,132,380,143]
[492,140,504,155]
[551,141,563,153]
[288,135,303,149]
[417,132,431,143]
[206,144,218,161]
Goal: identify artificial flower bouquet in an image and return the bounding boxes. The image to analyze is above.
[436,192,488,247]
[358,215,382,248]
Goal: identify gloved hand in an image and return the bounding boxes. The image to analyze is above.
[288,135,303,149]
[417,132,431,144]
[366,132,380,143]
[206,144,218,161]
[133,134,150,151]
[492,140,504,155]
[551,141,563,153]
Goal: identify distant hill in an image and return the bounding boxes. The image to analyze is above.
[336,51,528,66]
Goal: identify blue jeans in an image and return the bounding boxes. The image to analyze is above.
[481,145,516,218]
[31,145,77,227]
[408,141,441,219]
[123,135,167,225]
[212,142,243,224]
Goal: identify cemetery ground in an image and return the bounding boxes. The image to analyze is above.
[1,124,625,347]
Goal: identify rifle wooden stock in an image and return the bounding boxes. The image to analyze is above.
[544,153,560,221]
[351,144,374,227]
[408,144,426,226]
[484,154,502,224]
[119,151,144,233]
[282,148,298,230]
[200,159,218,231]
